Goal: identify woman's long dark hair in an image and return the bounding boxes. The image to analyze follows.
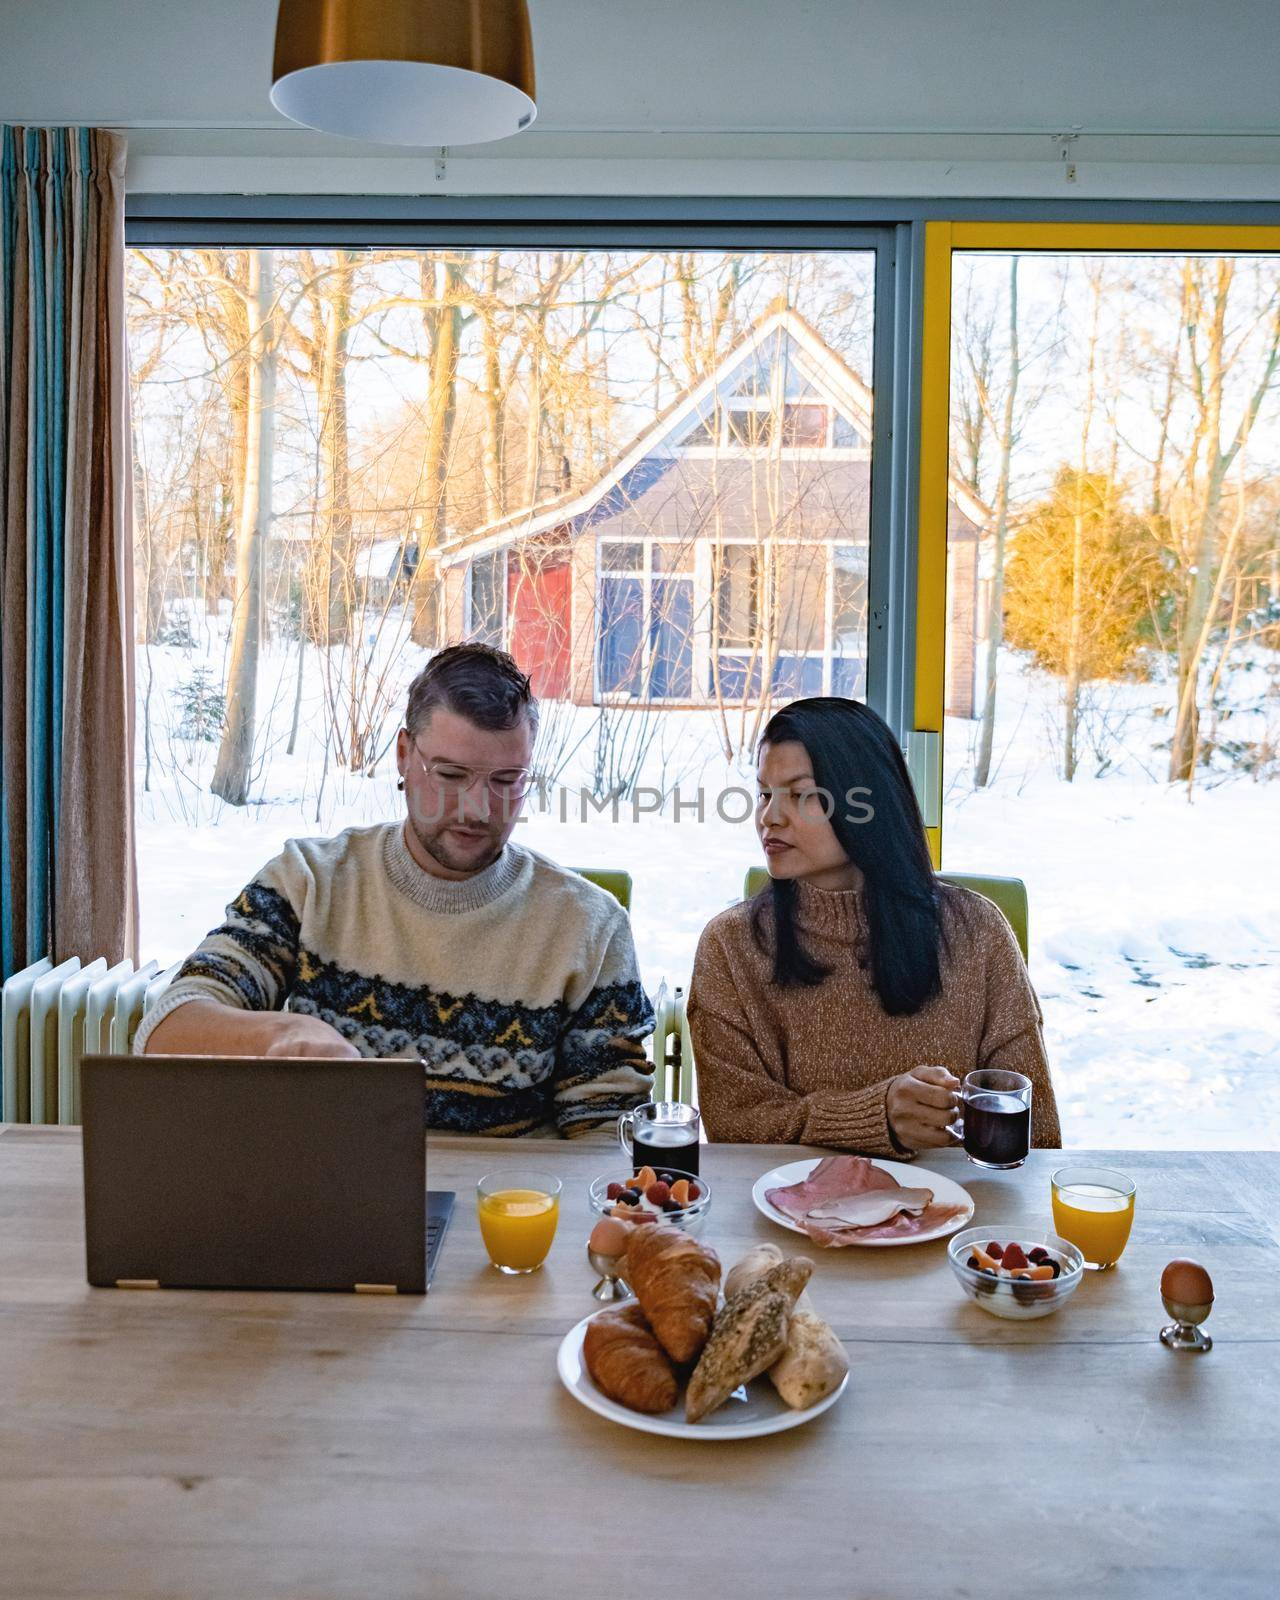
[751,698,953,1016]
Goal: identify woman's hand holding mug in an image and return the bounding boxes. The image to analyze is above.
[887,1065,961,1152]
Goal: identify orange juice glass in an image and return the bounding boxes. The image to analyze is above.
[1051,1166,1136,1271]
[476,1170,561,1275]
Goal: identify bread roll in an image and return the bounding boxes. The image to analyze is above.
[767,1308,849,1409]
[724,1244,848,1409]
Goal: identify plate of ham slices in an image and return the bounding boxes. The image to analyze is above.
[752,1154,974,1247]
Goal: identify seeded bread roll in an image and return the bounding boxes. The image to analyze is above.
[724,1244,849,1410]
[685,1257,812,1423]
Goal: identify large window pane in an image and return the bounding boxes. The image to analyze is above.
[128,245,878,1006]
[945,249,1280,1150]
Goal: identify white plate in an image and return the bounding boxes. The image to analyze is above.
[751,1158,974,1247]
[557,1313,848,1441]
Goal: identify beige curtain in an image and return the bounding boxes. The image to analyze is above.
[1,127,138,973]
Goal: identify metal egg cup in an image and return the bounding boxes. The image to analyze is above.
[587,1244,631,1302]
[1160,1294,1213,1353]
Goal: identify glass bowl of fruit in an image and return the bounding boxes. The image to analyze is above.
[948,1227,1085,1320]
[588,1165,712,1237]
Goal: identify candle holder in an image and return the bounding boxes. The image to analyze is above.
[587,1244,631,1302]
[1159,1294,1213,1353]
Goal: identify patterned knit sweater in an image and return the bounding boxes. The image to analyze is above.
[134,823,655,1138]
[687,880,1060,1157]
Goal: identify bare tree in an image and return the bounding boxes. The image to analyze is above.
[212,250,275,805]
[973,257,1020,788]
[1168,259,1280,781]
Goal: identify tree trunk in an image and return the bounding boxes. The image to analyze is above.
[481,252,505,525]
[1065,267,1103,781]
[409,252,467,647]
[308,249,356,646]
[212,251,274,805]
[974,258,1020,788]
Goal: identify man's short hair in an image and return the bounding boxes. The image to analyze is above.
[405,643,538,739]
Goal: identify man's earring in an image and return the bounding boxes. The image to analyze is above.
[396,778,405,792]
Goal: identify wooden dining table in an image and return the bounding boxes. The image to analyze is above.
[1,1125,1276,1599]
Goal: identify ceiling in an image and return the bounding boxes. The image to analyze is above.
[3,0,1280,198]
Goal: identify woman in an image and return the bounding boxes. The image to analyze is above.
[687,698,1060,1155]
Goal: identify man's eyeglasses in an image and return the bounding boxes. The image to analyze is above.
[408,746,537,803]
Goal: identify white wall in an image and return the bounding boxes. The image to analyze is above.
[3,0,1280,199]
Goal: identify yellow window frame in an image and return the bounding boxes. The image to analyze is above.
[916,220,1280,867]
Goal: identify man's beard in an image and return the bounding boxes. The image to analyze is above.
[407,811,506,875]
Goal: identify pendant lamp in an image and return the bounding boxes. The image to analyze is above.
[270,0,537,147]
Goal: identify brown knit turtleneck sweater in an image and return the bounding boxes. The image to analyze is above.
[686,881,1060,1157]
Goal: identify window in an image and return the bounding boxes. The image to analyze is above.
[597,538,695,700]
[779,403,830,447]
[725,406,772,448]
[126,238,881,1039]
[466,552,506,647]
[940,238,1280,1150]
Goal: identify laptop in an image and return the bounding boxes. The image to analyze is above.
[80,1055,453,1294]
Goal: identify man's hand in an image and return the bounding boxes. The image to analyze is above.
[887,1065,961,1152]
[263,1013,361,1058]
[143,999,360,1059]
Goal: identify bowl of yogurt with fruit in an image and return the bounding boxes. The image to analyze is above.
[588,1165,712,1237]
[948,1227,1084,1319]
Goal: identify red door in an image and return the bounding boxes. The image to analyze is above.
[507,545,571,700]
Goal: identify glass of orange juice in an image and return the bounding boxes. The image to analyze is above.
[476,1170,561,1275]
[1051,1166,1136,1271]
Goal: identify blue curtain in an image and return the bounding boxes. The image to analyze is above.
[0,127,137,982]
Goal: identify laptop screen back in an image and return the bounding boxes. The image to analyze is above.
[81,1056,426,1293]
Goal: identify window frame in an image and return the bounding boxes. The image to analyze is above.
[918,219,1280,860]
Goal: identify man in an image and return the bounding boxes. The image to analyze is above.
[137,643,655,1138]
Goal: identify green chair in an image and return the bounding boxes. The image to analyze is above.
[742,866,1028,960]
[574,868,632,910]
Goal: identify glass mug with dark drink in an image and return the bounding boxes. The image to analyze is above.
[949,1069,1032,1169]
[618,1101,701,1179]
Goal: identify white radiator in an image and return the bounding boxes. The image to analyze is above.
[1,956,175,1124]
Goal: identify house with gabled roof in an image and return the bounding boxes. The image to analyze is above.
[437,304,989,717]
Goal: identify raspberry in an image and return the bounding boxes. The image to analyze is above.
[646,1182,671,1205]
[986,1242,1004,1259]
[606,1182,624,1200]
[687,1183,702,1200]
[1001,1243,1029,1269]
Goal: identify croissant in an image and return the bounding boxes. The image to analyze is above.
[624,1224,721,1365]
[583,1303,679,1414]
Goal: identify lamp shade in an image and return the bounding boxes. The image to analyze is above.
[270,0,536,147]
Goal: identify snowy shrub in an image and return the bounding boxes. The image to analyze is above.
[174,668,226,743]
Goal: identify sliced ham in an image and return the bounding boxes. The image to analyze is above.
[807,1187,935,1229]
[764,1155,897,1227]
[765,1154,967,1247]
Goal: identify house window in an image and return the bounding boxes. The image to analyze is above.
[772,543,829,695]
[832,544,869,697]
[725,406,772,448]
[711,541,868,700]
[466,550,506,647]
[597,538,695,699]
[779,403,830,447]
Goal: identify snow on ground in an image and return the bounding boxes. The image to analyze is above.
[135,618,1280,1151]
